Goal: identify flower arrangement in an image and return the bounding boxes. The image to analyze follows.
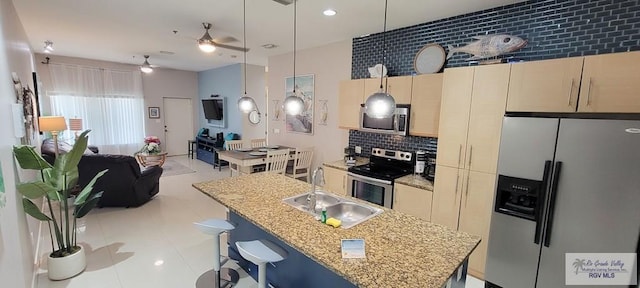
[139,136,161,154]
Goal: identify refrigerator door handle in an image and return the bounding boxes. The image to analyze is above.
[535,160,553,245]
[544,161,563,247]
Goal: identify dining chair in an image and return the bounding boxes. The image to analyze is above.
[265,149,290,175]
[285,147,314,182]
[250,138,266,148]
[225,140,245,176]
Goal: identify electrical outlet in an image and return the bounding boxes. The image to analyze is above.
[355,146,362,154]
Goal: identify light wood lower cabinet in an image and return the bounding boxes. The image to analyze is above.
[457,170,497,280]
[393,183,433,221]
[431,165,463,230]
[322,165,348,197]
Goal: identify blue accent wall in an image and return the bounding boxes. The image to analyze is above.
[352,0,640,79]
[348,130,437,157]
[349,0,640,155]
[198,64,242,137]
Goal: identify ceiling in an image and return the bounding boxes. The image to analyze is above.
[13,0,526,72]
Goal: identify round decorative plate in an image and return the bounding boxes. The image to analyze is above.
[413,43,446,74]
[249,151,267,156]
[236,148,252,152]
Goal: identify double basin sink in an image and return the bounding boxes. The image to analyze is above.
[282,190,383,229]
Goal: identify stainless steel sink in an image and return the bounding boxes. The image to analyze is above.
[283,191,341,211]
[282,191,383,229]
[325,201,383,229]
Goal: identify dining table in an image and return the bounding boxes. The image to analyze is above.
[216,145,295,174]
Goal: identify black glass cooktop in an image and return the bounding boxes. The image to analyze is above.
[348,162,412,181]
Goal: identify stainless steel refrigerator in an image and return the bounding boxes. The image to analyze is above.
[485,116,640,288]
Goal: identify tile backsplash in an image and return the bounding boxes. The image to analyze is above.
[348,130,437,157]
[352,0,640,79]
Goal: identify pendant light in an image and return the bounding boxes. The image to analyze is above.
[364,0,396,119]
[237,0,260,115]
[282,0,304,116]
[140,55,153,73]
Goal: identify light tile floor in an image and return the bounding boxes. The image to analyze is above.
[35,155,484,288]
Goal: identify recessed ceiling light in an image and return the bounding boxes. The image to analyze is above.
[261,44,278,49]
[323,9,337,16]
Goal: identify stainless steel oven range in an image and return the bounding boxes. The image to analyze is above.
[347,148,413,208]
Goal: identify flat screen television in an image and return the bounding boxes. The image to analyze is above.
[202,98,224,120]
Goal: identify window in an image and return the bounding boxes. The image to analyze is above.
[48,64,145,155]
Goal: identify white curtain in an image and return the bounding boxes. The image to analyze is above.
[48,64,145,155]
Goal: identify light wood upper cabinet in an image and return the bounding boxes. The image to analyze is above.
[338,80,364,129]
[431,165,463,230]
[410,74,443,137]
[393,183,433,221]
[578,51,640,112]
[507,57,584,112]
[436,67,474,168]
[322,165,348,197]
[386,76,413,104]
[457,170,497,279]
[364,77,383,100]
[465,64,510,174]
[364,76,412,104]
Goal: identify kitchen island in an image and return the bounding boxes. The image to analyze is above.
[193,173,480,288]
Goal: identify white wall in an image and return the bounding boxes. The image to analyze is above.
[267,40,351,168]
[241,64,267,143]
[34,54,199,149]
[0,0,38,287]
[142,68,198,147]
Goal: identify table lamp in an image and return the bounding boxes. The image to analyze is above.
[69,118,83,140]
[39,116,67,157]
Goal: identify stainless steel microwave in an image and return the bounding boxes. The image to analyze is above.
[359,104,410,136]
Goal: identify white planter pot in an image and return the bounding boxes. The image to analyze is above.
[47,246,86,280]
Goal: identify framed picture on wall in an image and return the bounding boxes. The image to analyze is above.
[284,74,314,135]
[148,107,160,119]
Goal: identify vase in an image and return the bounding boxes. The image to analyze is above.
[48,245,86,280]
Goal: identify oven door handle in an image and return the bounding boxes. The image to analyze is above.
[347,172,393,185]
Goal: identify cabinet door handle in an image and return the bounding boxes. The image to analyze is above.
[454,172,460,199]
[586,78,593,106]
[464,172,471,207]
[457,145,462,167]
[567,79,574,106]
[467,145,473,168]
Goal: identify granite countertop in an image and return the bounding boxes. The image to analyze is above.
[193,173,480,288]
[323,157,369,171]
[395,174,434,191]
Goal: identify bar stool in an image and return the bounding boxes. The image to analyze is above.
[236,239,288,288]
[194,219,239,288]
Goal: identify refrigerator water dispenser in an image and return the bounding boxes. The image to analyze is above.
[494,175,543,221]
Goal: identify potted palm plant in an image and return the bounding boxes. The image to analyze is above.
[13,130,107,280]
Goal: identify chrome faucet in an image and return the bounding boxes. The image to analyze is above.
[307,166,325,213]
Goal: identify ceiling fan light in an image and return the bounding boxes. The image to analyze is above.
[283,95,304,116]
[238,96,257,113]
[140,55,153,73]
[198,40,216,53]
[364,89,396,118]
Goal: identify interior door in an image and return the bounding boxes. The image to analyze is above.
[163,98,194,156]
[536,118,640,288]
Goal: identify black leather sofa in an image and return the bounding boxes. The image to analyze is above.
[41,139,163,208]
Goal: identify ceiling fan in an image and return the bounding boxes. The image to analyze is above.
[197,23,249,53]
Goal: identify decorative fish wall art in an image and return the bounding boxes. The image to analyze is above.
[447,34,527,61]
